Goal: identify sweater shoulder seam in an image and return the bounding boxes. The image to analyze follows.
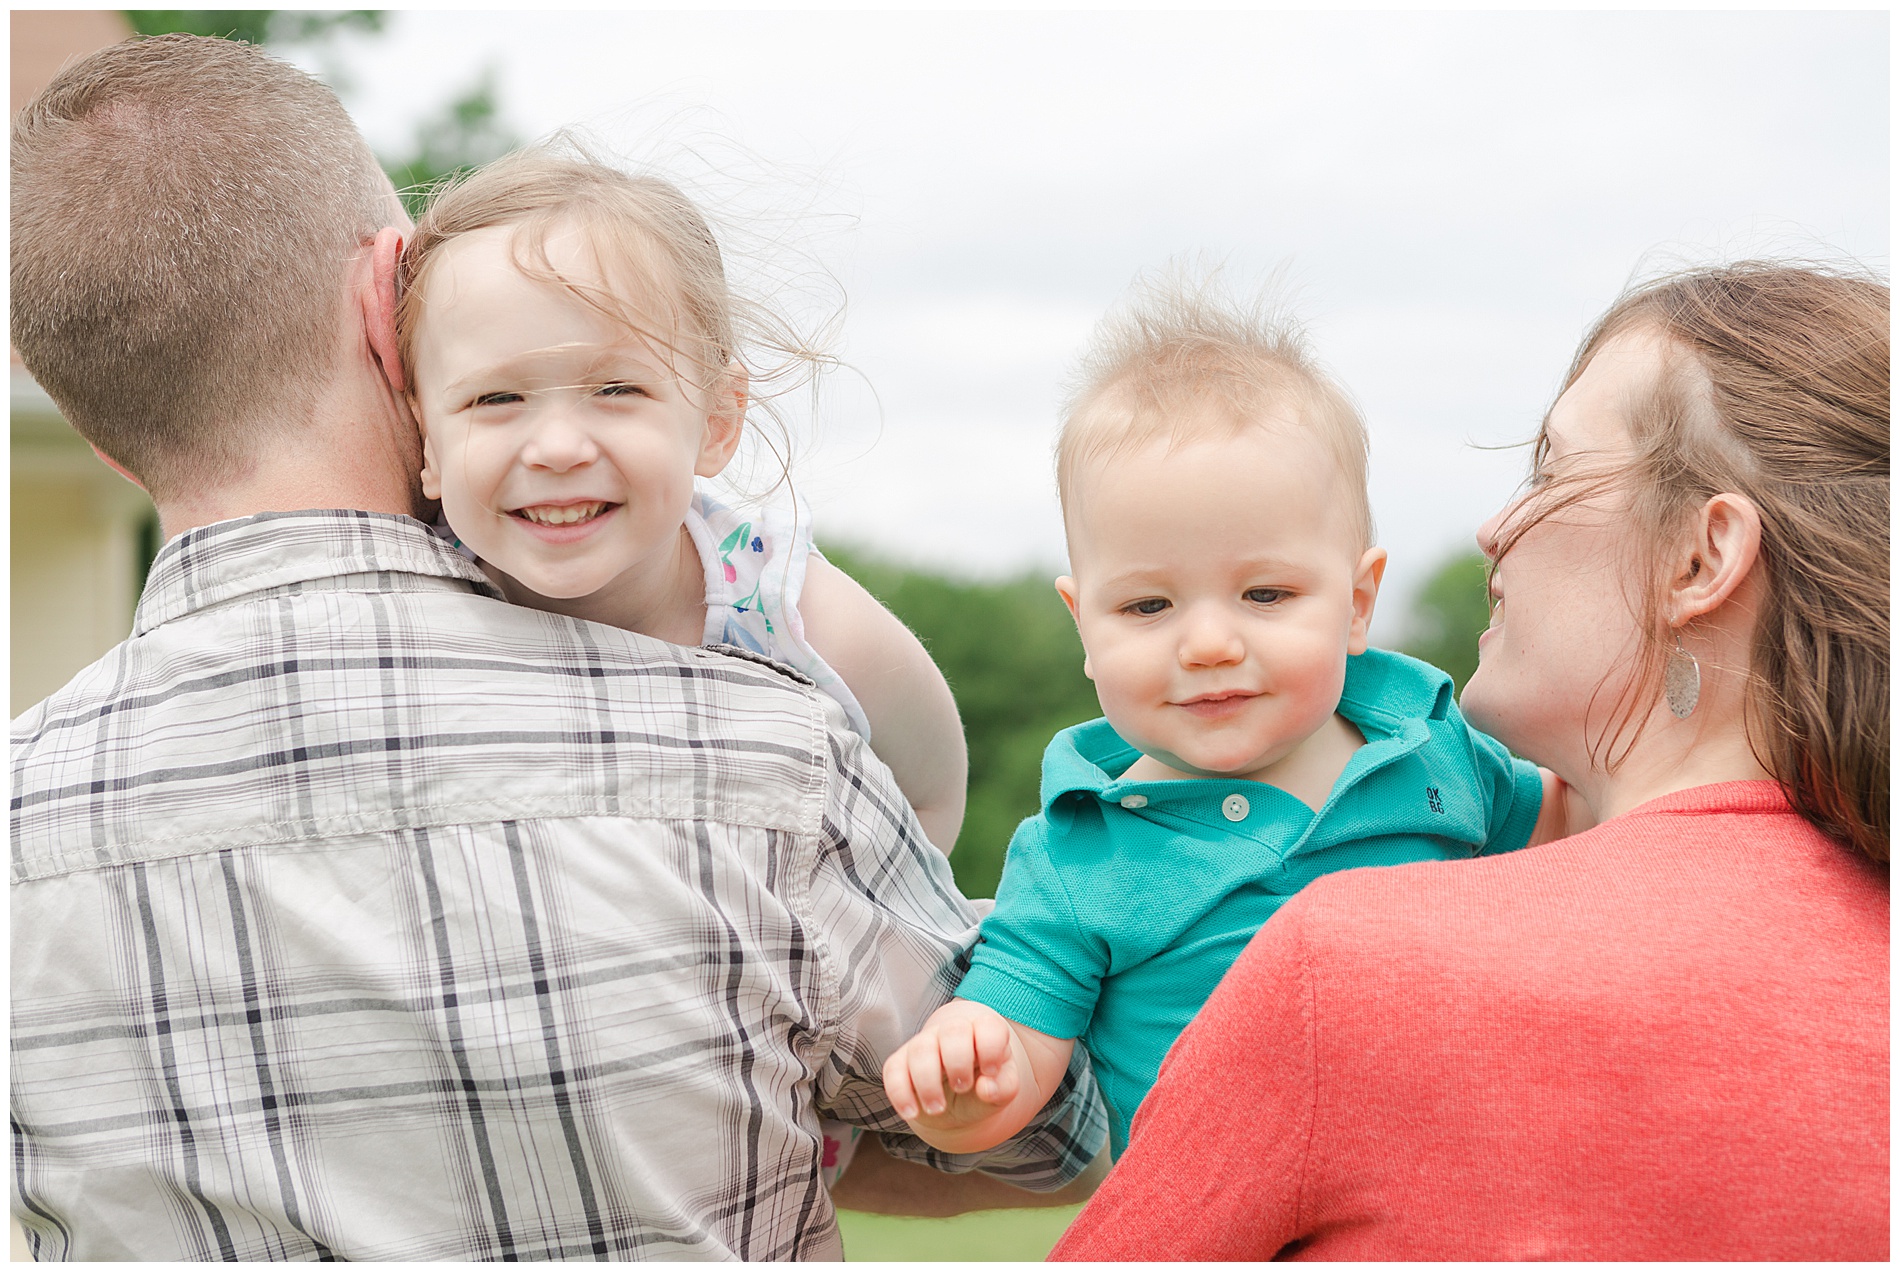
[1294,904,1319,1236]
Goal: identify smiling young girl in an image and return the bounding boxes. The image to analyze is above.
[395,146,970,1187]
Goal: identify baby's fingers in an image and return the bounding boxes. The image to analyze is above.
[971,1013,1016,1077]
[899,1037,953,1118]
[980,1011,1026,1102]
[881,1047,919,1120]
[971,1034,1021,1108]
[937,1022,979,1097]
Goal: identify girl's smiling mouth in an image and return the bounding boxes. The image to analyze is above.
[509,501,621,542]
[513,500,614,527]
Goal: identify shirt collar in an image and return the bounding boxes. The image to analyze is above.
[133,509,502,635]
[1040,648,1456,815]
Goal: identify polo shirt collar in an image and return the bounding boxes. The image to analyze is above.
[1041,648,1456,818]
[133,509,501,636]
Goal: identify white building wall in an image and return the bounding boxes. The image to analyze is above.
[10,370,157,716]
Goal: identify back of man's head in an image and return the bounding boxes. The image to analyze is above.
[11,33,397,499]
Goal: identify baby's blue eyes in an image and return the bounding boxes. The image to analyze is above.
[472,391,524,407]
[1120,590,1287,616]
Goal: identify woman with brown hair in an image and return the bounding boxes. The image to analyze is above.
[1051,263,1889,1260]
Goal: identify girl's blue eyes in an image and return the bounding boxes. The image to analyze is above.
[469,383,647,409]
[1245,588,1288,605]
[1125,598,1170,616]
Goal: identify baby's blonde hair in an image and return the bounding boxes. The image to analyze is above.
[397,138,825,491]
[1057,270,1374,549]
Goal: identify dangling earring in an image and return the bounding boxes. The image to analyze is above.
[1664,630,1701,720]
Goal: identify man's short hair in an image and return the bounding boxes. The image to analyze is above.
[10,33,397,496]
[1056,270,1376,550]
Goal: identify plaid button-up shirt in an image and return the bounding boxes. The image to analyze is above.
[10,511,1104,1261]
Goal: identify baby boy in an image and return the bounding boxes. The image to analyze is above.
[883,278,1570,1158]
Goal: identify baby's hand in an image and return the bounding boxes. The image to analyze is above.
[883,998,1023,1149]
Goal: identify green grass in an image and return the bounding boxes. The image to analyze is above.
[837,1204,1085,1261]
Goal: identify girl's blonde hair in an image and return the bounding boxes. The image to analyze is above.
[1500,262,1889,862]
[397,140,825,490]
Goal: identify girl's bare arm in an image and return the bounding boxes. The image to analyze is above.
[800,555,969,853]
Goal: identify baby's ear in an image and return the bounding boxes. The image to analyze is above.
[1054,576,1094,680]
[695,361,748,478]
[1346,547,1387,655]
[1054,575,1082,624]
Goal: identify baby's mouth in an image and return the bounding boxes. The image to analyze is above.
[1177,691,1258,718]
[513,501,612,527]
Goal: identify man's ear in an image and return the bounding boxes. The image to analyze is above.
[1668,492,1762,626]
[363,226,407,395]
[1054,575,1094,680]
[695,361,749,478]
[1346,546,1387,656]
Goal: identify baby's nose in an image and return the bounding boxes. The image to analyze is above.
[1178,610,1245,667]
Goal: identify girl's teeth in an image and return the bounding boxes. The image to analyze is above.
[522,503,604,525]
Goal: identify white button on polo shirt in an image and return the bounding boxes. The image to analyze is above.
[1120,794,1149,810]
[1222,793,1250,822]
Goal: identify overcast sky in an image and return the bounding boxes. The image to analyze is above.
[309,10,1888,640]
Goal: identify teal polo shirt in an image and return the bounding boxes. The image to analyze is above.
[956,647,1542,1156]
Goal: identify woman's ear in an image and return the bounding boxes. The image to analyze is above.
[695,361,748,478]
[1669,492,1763,625]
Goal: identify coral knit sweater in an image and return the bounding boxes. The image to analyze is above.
[1052,783,1889,1261]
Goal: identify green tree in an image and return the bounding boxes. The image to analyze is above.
[821,546,1100,900]
[126,10,384,45]
[123,9,519,214]
[381,70,518,217]
[1396,549,1492,693]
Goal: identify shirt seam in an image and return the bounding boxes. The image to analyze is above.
[140,556,491,631]
[13,801,819,882]
[792,692,844,1073]
[1293,904,1319,1237]
[1017,826,1098,979]
[958,958,1096,1038]
[967,826,1101,1028]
